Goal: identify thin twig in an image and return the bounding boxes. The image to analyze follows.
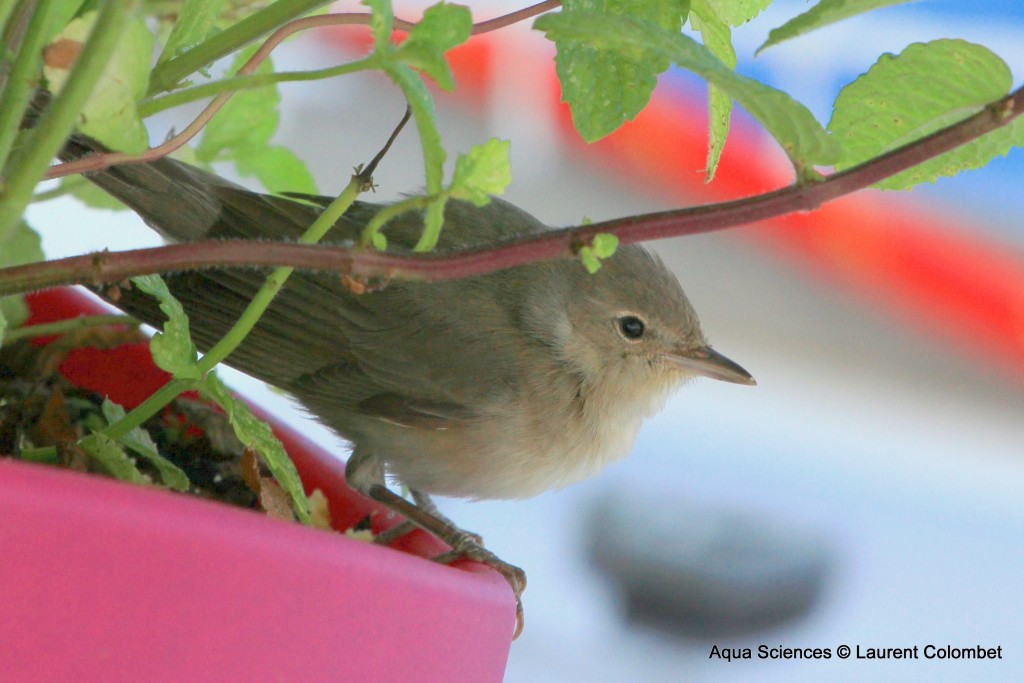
[358,106,412,187]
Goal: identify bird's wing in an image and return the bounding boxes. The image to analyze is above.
[79,150,548,428]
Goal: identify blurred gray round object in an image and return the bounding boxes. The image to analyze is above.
[587,490,832,637]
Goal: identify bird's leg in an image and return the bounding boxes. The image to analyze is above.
[411,489,485,546]
[371,519,416,546]
[372,490,483,546]
[368,483,526,639]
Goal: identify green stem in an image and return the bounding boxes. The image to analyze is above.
[2,313,135,344]
[146,0,331,95]
[138,57,374,117]
[196,175,361,373]
[0,0,61,190]
[19,445,58,463]
[0,0,20,48]
[360,193,432,247]
[102,377,195,442]
[101,176,362,443]
[0,0,137,244]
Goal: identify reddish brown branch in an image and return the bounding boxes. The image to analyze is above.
[3,84,1020,298]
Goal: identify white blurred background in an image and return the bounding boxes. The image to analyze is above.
[26,1,1024,681]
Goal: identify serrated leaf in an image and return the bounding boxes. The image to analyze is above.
[704,0,771,26]
[43,11,153,154]
[536,11,837,168]
[0,220,45,334]
[79,433,149,484]
[102,399,190,491]
[551,0,689,142]
[235,145,318,195]
[449,139,511,206]
[591,232,619,258]
[196,48,278,162]
[194,48,317,194]
[758,0,915,54]
[200,373,311,523]
[829,39,1021,190]
[691,0,735,181]
[131,275,201,379]
[158,0,227,65]
[395,2,471,91]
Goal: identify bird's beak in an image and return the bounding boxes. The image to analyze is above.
[667,345,756,385]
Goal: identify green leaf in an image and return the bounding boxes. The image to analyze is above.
[371,231,387,250]
[704,0,771,27]
[79,432,149,484]
[158,0,227,65]
[580,247,601,273]
[829,39,1021,190]
[43,11,154,154]
[0,309,6,349]
[196,47,278,161]
[0,220,45,334]
[591,232,619,258]
[549,0,689,142]
[758,0,915,54]
[690,0,736,181]
[536,11,837,169]
[235,145,318,195]
[395,2,472,91]
[200,373,311,523]
[131,274,201,379]
[195,47,316,194]
[449,139,512,206]
[102,399,190,491]
[579,233,620,273]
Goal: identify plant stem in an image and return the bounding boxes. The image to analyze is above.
[146,0,331,95]
[138,57,373,117]
[2,313,135,344]
[101,176,362,442]
[0,0,137,244]
[196,175,362,373]
[0,0,60,193]
[360,194,431,247]
[102,377,196,442]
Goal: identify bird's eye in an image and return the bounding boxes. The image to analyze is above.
[618,315,645,340]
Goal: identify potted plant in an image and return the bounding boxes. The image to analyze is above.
[0,286,516,680]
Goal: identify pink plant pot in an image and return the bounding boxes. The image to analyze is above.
[0,288,514,681]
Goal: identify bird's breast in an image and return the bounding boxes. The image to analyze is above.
[378,367,680,500]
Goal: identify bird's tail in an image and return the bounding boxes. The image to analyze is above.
[26,89,244,242]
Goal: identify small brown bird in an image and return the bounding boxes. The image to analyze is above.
[58,128,755,636]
